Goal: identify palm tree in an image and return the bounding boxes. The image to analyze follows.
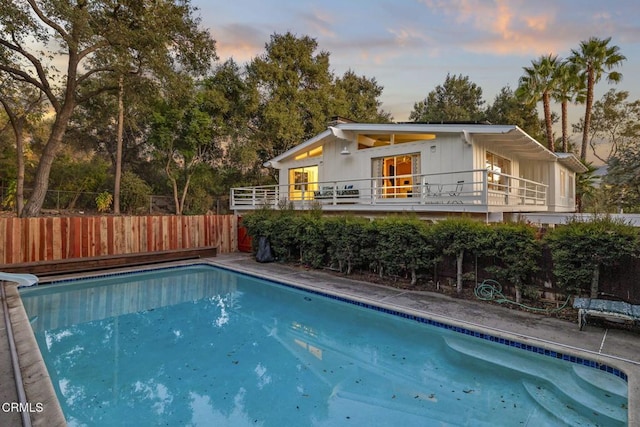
[515,54,560,151]
[568,37,626,161]
[552,61,585,152]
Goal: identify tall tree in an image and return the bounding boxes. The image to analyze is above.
[0,78,44,215]
[580,90,640,164]
[246,32,335,167]
[568,36,626,161]
[148,78,220,215]
[515,54,560,151]
[409,73,484,122]
[606,142,640,212]
[0,0,216,216]
[333,70,392,123]
[552,61,585,152]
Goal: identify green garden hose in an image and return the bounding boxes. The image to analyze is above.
[474,279,570,313]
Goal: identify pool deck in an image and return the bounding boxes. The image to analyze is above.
[2,252,639,426]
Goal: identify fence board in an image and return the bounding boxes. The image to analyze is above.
[0,214,236,266]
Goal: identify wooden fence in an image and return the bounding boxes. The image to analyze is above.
[0,215,237,265]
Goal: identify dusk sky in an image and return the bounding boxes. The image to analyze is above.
[194,0,640,125]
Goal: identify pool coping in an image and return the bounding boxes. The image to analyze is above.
[1,284,66,427]
[5,255,640,426]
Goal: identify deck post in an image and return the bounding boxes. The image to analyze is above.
[482,169,489,206]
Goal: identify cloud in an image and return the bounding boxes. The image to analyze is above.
[299,9,336,38]
[210,23,266,62]
[417,0,582,56]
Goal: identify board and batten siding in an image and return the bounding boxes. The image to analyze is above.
[0,215,236,265]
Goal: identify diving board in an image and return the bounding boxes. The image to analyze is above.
[0,272,38,288]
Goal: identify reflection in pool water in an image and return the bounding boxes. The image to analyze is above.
[21,265,628,426]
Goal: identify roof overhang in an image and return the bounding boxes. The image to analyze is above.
[263,123,575,167]
[264,129,332,169]
[556,153,589,173]
[471,126,558,162]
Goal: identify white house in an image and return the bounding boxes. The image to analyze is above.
[230,120,587,222]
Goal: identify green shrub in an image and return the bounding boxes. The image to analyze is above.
[431,218,493,295]
[485,222,540,303]
[299,215,327,268]
[374,216,437,285]
[545,216,638,297]
[120,171,152,214]
[95,191,113,213]
[324,216,372,274]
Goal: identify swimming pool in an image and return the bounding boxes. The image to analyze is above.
[21,264,628,426]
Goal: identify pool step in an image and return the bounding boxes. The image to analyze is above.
[444,336,627,425]
[572,364,627,399]
[522,380,625,427]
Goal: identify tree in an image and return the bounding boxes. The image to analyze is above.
[568,36,626,161]
[579,90,640,164]
[552,61,585,152]
[0,1,216,216]
[605,142,640,212]
[147,80,220,215]
[246,32,335,167]
[0,78,44,215]
[410,73,484,122]
[575,162,598,213]
[484,85,543,141]
[333,70,392,123]
[515,54,560,151]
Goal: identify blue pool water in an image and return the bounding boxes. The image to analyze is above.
[21,265,627,426]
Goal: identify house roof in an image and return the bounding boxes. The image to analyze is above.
[555,152,589,173]
[265,123,585,172]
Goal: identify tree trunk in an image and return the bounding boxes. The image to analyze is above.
[22,47,79,217]
[114,76,124,215]
[14,123,25,216]
[170,177,181,215]
[456,250,464,295]
[410,268,417,286]
[178,173,192,216]
[561,99,568,152]
[590,265,600,299]
[581,69,595,161]
[21,108,74,217]
[515,284,522,304]
[542,92,554,151]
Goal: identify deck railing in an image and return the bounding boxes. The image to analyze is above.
[231,170,548,211]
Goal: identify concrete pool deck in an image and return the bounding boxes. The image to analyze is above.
[1,252,639,425]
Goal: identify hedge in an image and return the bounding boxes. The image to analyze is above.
[242,209,640,301]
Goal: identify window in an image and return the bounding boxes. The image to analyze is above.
[560,170,566,197]
[486,152,511,191]
[294,146,322,160]
[372,153,420,198]
[288,166,318,200]
[358,133,435,150]
[293,171,309,191]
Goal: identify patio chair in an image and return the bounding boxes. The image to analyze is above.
[573,297,640,330]
[449,180,464,197]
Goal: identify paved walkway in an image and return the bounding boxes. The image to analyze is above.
[2,252,639,426]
